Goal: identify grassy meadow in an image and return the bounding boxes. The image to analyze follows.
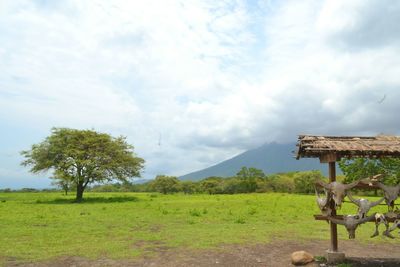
[0,192,395,264]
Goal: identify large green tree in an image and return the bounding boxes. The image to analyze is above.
[339,158,400,185]
[21,128,145,202]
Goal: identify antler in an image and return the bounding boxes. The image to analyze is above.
[344,179,361,190]
[387,219,400,232]
[371,174,384,180]
[315,187,321,198]
[316,180,332,190]
[346,191,361,206]
[370,197,385,208]
[376,182,389,191]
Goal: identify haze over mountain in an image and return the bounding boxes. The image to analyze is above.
[180,142,332,181]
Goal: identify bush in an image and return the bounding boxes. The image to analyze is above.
[293,170,324,194]
[265,174,295,193]
[151,175,180,194]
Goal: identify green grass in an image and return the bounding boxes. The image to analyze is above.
[0,192,395,264]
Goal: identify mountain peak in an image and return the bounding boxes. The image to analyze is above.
[179,142,328,181]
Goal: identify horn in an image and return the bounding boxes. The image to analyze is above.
[328,216,345,225]
[371,174,384,180]
[387,220,400,232]
[396,183,400,191]
[370,197,385,208]
[315,187,320,198]
[346,191,360,206]
[344,179,360,190]
[316,180,331,190]
[376,182,389,191]
[358,213,377,225]
[324,189,331,199]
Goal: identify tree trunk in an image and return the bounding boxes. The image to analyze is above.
[76,183,84,202]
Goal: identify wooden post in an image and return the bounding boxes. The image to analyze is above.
[329,161,338,252]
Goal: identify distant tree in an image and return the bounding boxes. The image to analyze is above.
[200,177,223,194]
[20,188,38,192]
[51,172,74,195]
[151,175,180,194]
[236,167,265,180]
[222,177,248,194]
[21,128,144,202]
[293,170,324,194]
[0,188,12,193]
[90,184,120,192]
[265,174,295,193]
[236,167,265,193]
[180,181,197,194]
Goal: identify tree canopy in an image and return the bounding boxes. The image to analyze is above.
[236,167,265,180]
[236,167,265,192]
[151,175,180,194]
[339,158,400,185]
[21,128,145,201]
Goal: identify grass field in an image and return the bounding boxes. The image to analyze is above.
[0,192,395,264]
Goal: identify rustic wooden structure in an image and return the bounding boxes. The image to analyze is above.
[296,134,400,253]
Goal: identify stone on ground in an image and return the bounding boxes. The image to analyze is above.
[291,250,314,266]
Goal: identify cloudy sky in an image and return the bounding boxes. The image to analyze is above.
[1,0,399,188]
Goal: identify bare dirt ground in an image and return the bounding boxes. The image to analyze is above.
[5,240,400,267]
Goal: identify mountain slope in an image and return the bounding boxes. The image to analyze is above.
[179,142,332,180]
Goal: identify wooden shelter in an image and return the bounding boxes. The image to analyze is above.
[297,135,400,162]
[296,134,400,254]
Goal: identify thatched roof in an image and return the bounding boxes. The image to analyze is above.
[296,135,400,161]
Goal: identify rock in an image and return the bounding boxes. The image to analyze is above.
[291,251,314,266]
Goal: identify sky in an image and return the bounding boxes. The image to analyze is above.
[1,0,400,188]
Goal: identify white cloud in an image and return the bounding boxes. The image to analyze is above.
[1,0,400,186]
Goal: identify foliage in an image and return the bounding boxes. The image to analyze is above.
[180,181,198,194]
[200,176,224,194]
[21,128,144,201]
[236,167,265,179]
[339,158,400,185]
[265,174,295,193]
[0,188,12,193]
[236,167,265,192]
[51,175,75,195]
[339,158,381,183]
[81,168,329,195]
[293,170,324,194]
[150,175,180,194]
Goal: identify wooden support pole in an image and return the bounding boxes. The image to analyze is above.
[329,161,338,252]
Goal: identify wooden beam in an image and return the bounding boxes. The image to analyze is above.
[320,153,339,163]
[329,161,338,252]
[314,215,398,223]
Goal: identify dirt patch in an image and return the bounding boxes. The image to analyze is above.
[149,224,163,233]
[132,240,171,253]
[345,257,400,267]
[130,224,162,233]
[5,240,400,267]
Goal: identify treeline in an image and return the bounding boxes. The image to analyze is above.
[0,188,58,193]
[1,168,329,195]
[89,167,326,195]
